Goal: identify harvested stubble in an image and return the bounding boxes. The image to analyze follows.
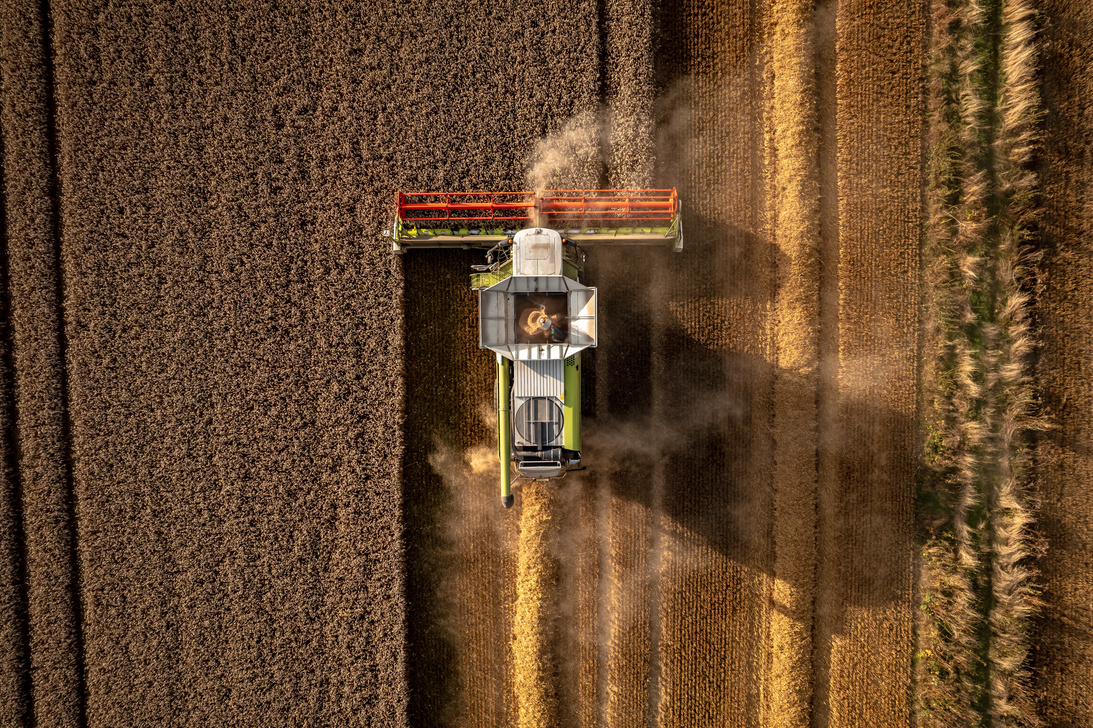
[810,1,925,727]
[653,0,777,725]
[590,252,657,728]
[1034,0,1093,724]
[405,254,520,728]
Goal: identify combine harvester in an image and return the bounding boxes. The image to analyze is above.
[387,190,682,507]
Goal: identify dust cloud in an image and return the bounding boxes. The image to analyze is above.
[525,86,696,193]
[525,110,604,192]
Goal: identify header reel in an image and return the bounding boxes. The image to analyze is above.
[384,188,683,253]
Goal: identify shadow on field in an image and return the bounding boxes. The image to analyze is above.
[400,216,917,721]
[585,213,915,608]
[401,250,494,725]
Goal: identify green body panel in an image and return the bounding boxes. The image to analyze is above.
[563,354,581,451]
[497,358,512,500]
[392,213,682,252]
[471,260,513,289]
[472,259,581,289]
[398,220,511,240]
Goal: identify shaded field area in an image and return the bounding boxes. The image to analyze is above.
[403,0,926,725]
[0,0,1088,727]
[1036,0,1093,724]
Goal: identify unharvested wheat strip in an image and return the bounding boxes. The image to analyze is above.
[764,0,821,726]
[513,482,558,728]
[951,3,1007,715]
[812,2,925,727]
[982,1,1043,723]
[917,5,979,723]
[603,0,655,188]
[0,357,28,724]
[930,0,995,712]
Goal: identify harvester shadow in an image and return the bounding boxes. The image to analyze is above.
[583,213,918,615]
[400,224,919,724]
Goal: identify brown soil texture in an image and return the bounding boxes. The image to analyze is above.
[0,0,1079,726]
[1036,0,1093,724]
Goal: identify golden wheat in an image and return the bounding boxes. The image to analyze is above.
[512,482,559,728]
[917,0,1044,725]
[765,0,820,726]
[982,1,1044,724]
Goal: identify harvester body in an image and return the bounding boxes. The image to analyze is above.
[478,228,595,506]
[386,188,681,507]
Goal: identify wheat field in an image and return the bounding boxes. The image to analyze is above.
[1,0,1088,726]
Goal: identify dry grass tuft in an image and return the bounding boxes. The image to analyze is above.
[917,0,1044,725]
